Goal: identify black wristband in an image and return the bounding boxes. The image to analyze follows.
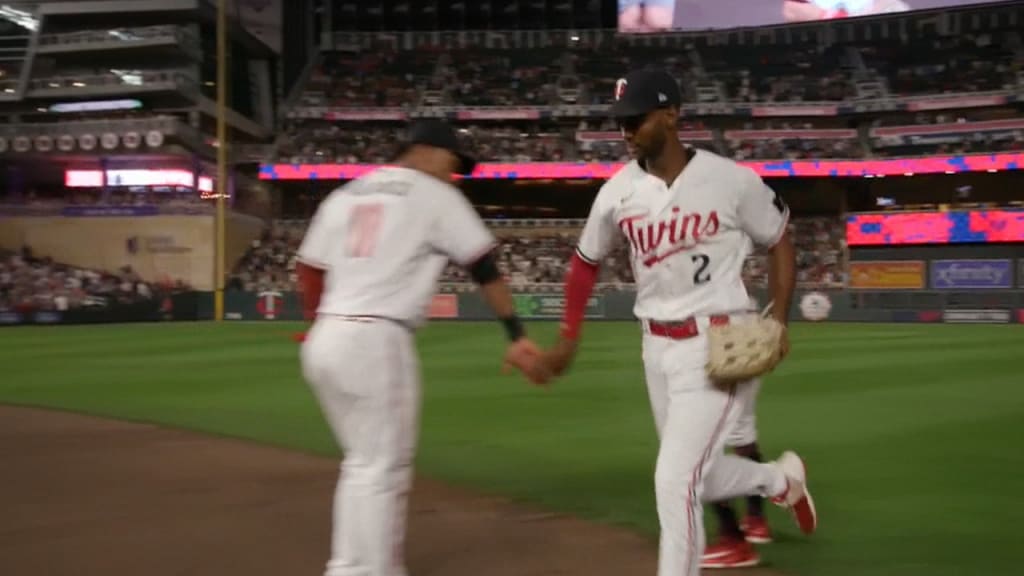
[500,315,525,342]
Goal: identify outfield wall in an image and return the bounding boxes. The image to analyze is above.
[213,288,1024,325]
[4,289,1024,327]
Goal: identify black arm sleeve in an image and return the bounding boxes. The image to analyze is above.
[465,251,524,341]
[467,250,501,285]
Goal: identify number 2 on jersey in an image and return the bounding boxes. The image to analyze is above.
[346,203,385,258]
[691,253,711,285]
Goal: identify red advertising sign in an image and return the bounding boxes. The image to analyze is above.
[428,294,459,319]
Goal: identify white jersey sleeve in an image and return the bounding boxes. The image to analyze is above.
[429,182,497,266]
[576,185,618,265]
[296,194,335,268]
[736,169,790,248]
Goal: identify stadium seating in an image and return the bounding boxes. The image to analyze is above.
[276,115,1023,164]
[275,24,1024,165]
[298,40,1023,108]
[0,247,187,313]
[228,217,847,294]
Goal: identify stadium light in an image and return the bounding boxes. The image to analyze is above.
[49,99,143,113]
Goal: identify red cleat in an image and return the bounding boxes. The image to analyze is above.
[771,451,818,535]
[741,515,773,544]
[701,537,761,569]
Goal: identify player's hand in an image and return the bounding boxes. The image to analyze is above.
[503,338,552,387]
[543,336,579,377]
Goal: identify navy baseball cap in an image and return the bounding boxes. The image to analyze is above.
[398,119,477,175]
[610,68,682,118]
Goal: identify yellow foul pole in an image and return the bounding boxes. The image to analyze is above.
[214,0,229,321]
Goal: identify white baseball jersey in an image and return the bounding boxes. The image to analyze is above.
[576,148,789,321]
[297,166,496,327]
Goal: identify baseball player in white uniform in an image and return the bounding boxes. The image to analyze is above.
[542,68,818,576]
[294,119,550,576]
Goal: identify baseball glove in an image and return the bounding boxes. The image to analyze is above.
[705,305,785,384]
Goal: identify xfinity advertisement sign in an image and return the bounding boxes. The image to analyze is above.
[930,260,1013,290]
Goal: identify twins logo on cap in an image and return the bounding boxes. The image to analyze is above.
[614,78,627,101]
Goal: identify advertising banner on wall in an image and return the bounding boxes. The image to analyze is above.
[512,293,604,319]
[428,294,459,319]
[942,309,1012,324]
[849,261,925,290]
[930,259,1013,290]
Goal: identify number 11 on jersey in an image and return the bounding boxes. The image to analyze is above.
[346,203,385,258]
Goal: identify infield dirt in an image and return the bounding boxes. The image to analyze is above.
[0,405,787,576]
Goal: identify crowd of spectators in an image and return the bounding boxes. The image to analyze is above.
[870,130,1024,158]
[275,32,1024,163]
[230,217,846,295]
[228,221,306,293]
[743,218,846,289]
[276,117,1024,164]
[277,122,581,164]
[294,35,1022,111]
[859,34,1020,97]
[727,138,864,161]
[0,246,186,313]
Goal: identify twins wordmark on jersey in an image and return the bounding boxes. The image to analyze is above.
[577,148,789,321]
[619,206,721,268]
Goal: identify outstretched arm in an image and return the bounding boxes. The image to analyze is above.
[466,251,550,385]
[545,251,600,375]
[544,183,617,376]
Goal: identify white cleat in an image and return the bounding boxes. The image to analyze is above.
[770,450,818,535]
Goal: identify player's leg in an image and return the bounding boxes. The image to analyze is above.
[732,380,771,544]
[648,335,751,576]
[301,319,420,576]
[642,334,671,439]
[702,379,766,569]
[701,379,818,538]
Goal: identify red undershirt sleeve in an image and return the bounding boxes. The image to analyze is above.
[296,261,325,321]
[559,251,599,341]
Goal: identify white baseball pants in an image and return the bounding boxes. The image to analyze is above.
[727,378,762,448]
[641,317,788,576]
[301,316,419,576]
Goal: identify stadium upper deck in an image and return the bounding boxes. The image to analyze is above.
[274,3,1024,165]
[0,0,278,189]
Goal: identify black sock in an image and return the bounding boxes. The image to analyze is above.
[735,443,765,518]
[713,501,744,540]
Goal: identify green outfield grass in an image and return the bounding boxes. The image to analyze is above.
[1,321,1022,576]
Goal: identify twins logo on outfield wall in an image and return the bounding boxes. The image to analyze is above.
[256,291,284,320]
[799,291,832,322]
